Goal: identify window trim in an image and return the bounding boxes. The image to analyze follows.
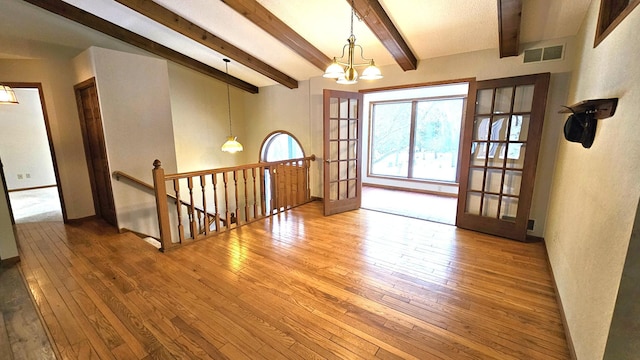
[259,130,305,162]
[594,0,640,47]
[367,95,467,184]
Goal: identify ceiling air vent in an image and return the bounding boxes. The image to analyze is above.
[523,45,564,63]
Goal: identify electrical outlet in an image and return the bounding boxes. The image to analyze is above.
[26,173,31,178]
[17,174,23,179]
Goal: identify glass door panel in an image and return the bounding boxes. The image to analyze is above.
[457,73,550,241]
[323,90,363,216]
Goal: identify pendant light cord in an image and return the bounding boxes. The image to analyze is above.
[224,58,233,137]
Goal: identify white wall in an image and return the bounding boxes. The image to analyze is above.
[0,88,56,190]
[245,37,576,237]
[544,3,640,359]
[73,47,178,238]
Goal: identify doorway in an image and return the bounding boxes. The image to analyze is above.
[360,82,470,224]
[74,78,117,227]
[0,84,66,223]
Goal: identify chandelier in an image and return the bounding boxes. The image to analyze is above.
[323,0,382,84]
[220,59,243,153]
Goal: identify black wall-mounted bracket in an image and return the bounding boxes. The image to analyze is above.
[558,98,618,149]
[558,98,618,119]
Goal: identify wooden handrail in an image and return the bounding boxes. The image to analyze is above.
[162,155,316,180]
[114,170,225,236]
[114,170,154,191]
[153,155,316,251]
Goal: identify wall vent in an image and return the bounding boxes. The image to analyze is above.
[523,45,564,63]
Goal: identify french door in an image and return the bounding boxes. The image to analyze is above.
[323,89,363,216]
[456,73,550,241]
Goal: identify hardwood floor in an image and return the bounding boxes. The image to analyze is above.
[13,201,569,359]
[0,264,56,359]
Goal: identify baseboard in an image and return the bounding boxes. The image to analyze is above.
[544,244,578,360]
[65,215,98,224]
[7,184,57,192]
[525,235,544,243]
[0,256,20,268]
[119,227,156,240]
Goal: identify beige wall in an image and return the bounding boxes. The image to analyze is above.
[0,54,94,261]
[244,38,575,237]
[0,174,18,260]
[0,58,95,219]
[74,47,179,238]
[168,62,249,172]
[544,3,640,359]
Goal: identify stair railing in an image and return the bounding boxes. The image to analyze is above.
[152,155,316,251]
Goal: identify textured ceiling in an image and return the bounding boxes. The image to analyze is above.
[1,0,592,88]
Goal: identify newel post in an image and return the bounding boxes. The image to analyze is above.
[152,160,172,252]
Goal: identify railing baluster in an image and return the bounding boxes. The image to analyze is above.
[305,158,311,201]
[187,177,197,239]
[212,173,220,232]
[243,169,249,222]
[174,179,184,244]
[260,166,267,217]
[233,170,239,224]
[251,167,258,220]
[200,175,209,236]
[270,166,278,214]
[223,171,230,227]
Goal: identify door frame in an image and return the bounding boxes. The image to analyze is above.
[74,77,117,226]
[0,82,67,223]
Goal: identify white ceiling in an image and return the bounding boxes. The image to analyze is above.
[2,0,592,88]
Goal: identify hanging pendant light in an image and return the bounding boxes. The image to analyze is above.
[323,0,382,84]
[0,85,18,104]
[220,59,243,153]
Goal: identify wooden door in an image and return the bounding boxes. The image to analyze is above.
[323,89,363,216]
[74,78,117,227]
[456,73,550,241]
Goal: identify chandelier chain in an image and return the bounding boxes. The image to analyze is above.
[350,0,354,37]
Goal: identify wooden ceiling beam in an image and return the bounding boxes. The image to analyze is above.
[350,0,417,71]
[220,0,332,71]
[23,0,259,93]
[114,0,298,89]
[497,0,522,58]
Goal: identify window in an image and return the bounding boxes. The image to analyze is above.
[595,0,640,46]
[260,131,304,162]
[369,96,465,183]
